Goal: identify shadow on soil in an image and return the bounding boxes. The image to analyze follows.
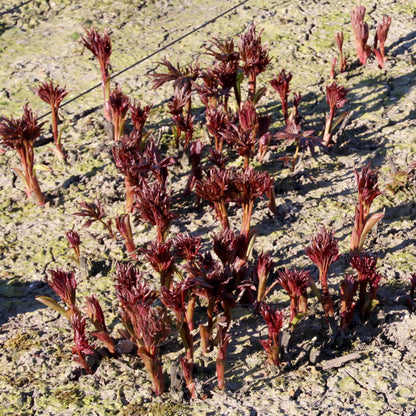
[0,278,48,326]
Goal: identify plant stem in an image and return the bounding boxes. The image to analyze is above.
[323,107,335,146]
[248,71,256,102]
[28,170,46,206]
[138,351,165,396]
[214,202,229,230]
[233,81,241,108]
[241,200,254,237]
[51,108,65,159]
[186,295,196,331]
[243,154,250,169]
[125,177,135,213]
[102,74,111,122]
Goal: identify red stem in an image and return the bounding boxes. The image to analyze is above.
[186,295,196,331]
[101,71,111,122]
[241,200,254,237]
[216,357,225,390]
[323,107,335,146]
[248,71,256,102]
[138,351,165,396]
[22,142,45,205]
[243,154,250,169]
[124,177,135,213]
[28,170,46,206]
[214,202,229,230]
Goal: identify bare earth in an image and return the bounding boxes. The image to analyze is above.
[0,1,416,415]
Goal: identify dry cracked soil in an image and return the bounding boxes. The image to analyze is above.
[0,0,416,415]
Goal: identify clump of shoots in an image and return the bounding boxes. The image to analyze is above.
[73,198,115,240]
[351,6,371,65]
[142,241,175,289]
[115,214,137,260]
[173,233,202,331]
[151,58,200,120]
[161,280,196,397]
[168,86,195,150]
[305,226,341,320]
[142,137,175,187]
[350,162,384,255]
[221,101,270,169]
[208,148,230,170]
[85,295,116,354]
[115,263,170,395]
[323,81,348,147]
[221,102,257,169]
[134,181,176,243]
[115,262,158,312]
[276,268,310,325]
[270,69,292,124]
[212,228,251,265]
[37,270,97,373]
[195,167,233,230]
[335,32,347,73]
[195,68,222,110]
[205,104,229,153]
[173,232,201,265]
[373,15,392,69]
[254,251,275,306]
[259,302,284,366]
[65,228,81,263]
[36,269,79,319]
[151,58,200,93]
[36,80,69,159]
[184,139,205,204]
[80,27,112,120]
[113,136,174,212]
[275,96,326,171]
[350,252,383,318]
[238,23,270,103]
[340,274,359,328]
[0,105,46,205]
[112,134,147,212]
[134,305,171,395]
[71,312,96,374]
[161,280,194,359]
[109,85,129,141]
[130,99,152,139]
[186,251,247,354]
[205,36,240,108]
[231,167,274,237]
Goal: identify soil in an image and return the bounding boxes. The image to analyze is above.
[0,0,416,415]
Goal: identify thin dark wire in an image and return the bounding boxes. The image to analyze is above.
[37,0,250,120]
[0,0,33,17]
